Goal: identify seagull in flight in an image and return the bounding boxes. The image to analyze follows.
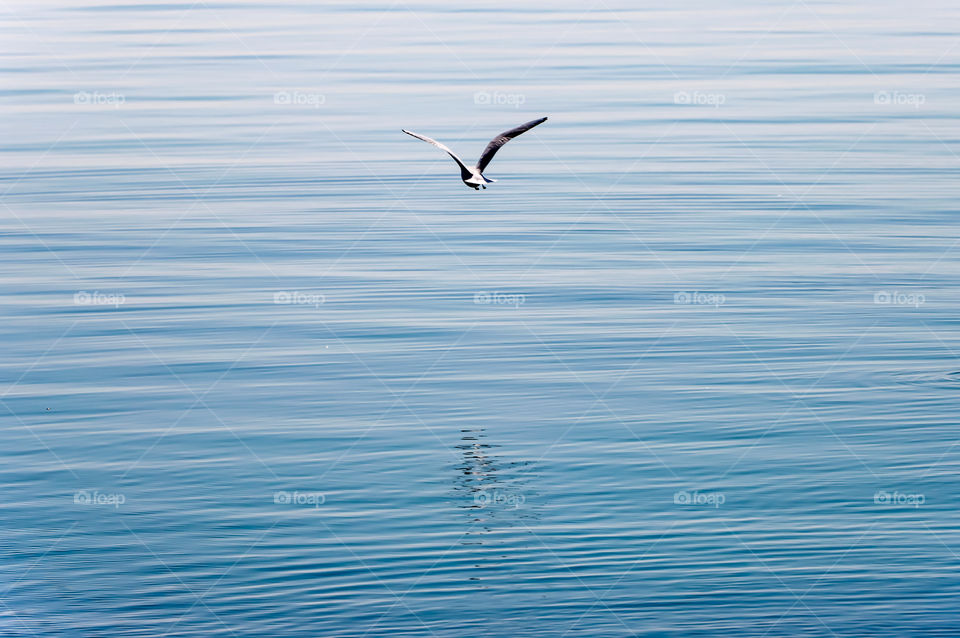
[402,116,548,190]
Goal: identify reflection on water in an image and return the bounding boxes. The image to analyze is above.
[454,428,537,535]
[453,427,538,594]
[455,428,500,528]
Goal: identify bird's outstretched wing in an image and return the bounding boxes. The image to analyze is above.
[402,129,472,179]
[475,116,547,173]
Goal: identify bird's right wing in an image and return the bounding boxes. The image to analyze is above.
[402,129,472,179]
[475,116,548,173]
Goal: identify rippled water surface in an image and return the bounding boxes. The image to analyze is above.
[3,1,960,636]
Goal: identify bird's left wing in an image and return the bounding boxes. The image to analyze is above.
[475,116,548,173]
[402,129,472,179]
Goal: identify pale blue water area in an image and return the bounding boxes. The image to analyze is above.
[2,0,960,635]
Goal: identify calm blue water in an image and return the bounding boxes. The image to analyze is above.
[3,1,960,636]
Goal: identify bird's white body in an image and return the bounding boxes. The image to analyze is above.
[464,172,495,190]
[402,117,547,190]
